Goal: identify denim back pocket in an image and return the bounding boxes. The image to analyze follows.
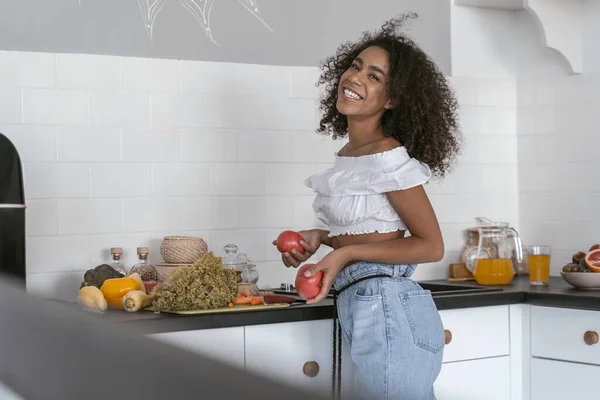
[399,290,445,354]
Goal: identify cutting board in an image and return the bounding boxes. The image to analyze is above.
[147,302,291,315]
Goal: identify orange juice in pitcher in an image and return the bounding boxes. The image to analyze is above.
[472,218,523,286]
[473,258,515,285]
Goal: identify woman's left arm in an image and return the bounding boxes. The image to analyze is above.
[304,185,444,304]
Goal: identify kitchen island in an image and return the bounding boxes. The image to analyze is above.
[65,276,600,400]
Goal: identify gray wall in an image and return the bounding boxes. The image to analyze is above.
[0,0,451,73]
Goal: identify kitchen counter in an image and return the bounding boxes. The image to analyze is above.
[69,275,600,334]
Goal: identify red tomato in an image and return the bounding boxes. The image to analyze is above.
[295,264,323,300]
[276,230,306,254]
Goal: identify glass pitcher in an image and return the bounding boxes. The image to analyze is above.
[472,217,523,285]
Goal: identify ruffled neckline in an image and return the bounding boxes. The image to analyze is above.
[333,146,409,170]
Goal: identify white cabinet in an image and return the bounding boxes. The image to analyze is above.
[531,358,600,400]
[528,305,600,399]
[435,356,511,400]
[149,326,245,370]
[432,305,512,400]
[244,320,333,397]
[530,305,600,365]
[439,305,510,363]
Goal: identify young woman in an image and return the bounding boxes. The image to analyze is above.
[273,13,461,400]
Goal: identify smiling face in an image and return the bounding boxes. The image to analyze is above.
[336,45,393,120]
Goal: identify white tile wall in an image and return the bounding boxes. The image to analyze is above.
[517,73,600,275]
[0,50,519,301]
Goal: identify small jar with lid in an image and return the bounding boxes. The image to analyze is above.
[222,244,247,283]
[241,260,259,284]
[129,247,158,282]
[109,247,128,276]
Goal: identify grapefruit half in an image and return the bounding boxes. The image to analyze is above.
[584,249,600,272]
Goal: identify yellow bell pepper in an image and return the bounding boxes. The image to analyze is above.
[100,277,141,309]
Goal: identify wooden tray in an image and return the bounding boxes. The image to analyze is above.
[147,303,291,315]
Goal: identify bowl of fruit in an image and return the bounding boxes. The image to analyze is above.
[560,245,600,289]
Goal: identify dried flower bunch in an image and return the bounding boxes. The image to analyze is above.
[149,251,238,312]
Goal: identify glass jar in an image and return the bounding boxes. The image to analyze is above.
[222,244,247,283]
[241,260,259,284]
[129,247,158,282]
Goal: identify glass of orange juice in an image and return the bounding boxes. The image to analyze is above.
[526,245,551,286]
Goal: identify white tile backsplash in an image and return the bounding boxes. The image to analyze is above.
[517,74,600,271]
[181,129,237,162]
[26,200,58,236]
[152,163,211,196]
[90,163,153,198]
[0,51,55,88]
[22,89,88,125]
[23,163,89,199]
[57,127,121,162]
[58,199,123,235]
[0,125,57,161]
[0,87,23,123]
[151,93,209,128]
[208,95,266,129]
[121,57,179,92]
[237,130,292,162]
[210,163,265,195]
[90,92,150,126]
[122,198,182,232]
[180,61,290,97]
[56,53,120,90]
[0,50,526,300]
[121,128,181,162]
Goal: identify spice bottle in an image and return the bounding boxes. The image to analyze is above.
[109,247,128,276]
[129,247,158,282]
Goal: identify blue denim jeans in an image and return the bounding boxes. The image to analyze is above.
[333,262,445,400]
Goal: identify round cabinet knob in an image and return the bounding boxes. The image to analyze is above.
[303,361,319,377]
[584,331,599,346]
[444,329,452,345]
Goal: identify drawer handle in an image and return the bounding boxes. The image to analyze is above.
[584,331,599,346]
[303,361,320,377]
[444,329,452,345]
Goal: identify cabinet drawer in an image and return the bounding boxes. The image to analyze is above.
[245,320,333,397]
[531,305,600,365]
[439,305,510,362]
[149,327,245,369]
[435,356,511,400]
[531,358,600,399]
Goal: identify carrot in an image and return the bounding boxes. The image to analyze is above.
[228,302,233,308]
[233,297,253,305]
[251,297,263,305]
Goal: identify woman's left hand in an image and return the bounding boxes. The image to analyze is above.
[303,249,349,304]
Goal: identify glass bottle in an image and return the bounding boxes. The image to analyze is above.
[130,247,158,282]
[109,247,128,276]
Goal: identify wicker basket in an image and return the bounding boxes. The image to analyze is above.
[160,236,208,264]
[154,262,192,283]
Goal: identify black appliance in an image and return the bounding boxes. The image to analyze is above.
[0,133,26,284]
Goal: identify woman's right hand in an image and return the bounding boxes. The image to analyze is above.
[272,229,322,268]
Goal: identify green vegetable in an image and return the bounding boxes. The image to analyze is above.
[80,264,124,289]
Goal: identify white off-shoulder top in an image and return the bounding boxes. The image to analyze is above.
[303,146,431,237]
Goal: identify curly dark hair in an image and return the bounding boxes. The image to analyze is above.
[316,13,461,178]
